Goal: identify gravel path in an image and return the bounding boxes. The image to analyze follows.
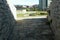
[13,17,54,40]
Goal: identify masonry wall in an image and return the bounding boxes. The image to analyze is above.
[48,0,60,40]
[7,0,17,19]
[0,0,16,40]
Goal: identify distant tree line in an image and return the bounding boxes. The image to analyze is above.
[15,4,41,11]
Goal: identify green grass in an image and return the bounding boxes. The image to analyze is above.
[17,11,48,17]
[17,14,24,17]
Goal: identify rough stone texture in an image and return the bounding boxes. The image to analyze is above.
[0,0,16,40]
[47,0,60,40]
[15,18,54,40]
[0,0,55,40]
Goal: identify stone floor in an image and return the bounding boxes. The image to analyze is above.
[13,18,54,40]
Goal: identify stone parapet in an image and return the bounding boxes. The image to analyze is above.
[47,0,60,40]
[0,0,16,40]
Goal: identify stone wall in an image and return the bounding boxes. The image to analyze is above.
[47,0,60,40]
[0,0,16,40]
[7,0,17,19]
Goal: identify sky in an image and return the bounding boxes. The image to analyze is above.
[10,0,39,6]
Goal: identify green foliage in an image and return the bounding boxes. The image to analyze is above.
[29,13,37,16]
[26,8,30,11]
[17,11,48,17]
[40,13,48,15]
[30,7,39,11]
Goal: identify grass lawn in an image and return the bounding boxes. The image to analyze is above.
[17,11,48,18]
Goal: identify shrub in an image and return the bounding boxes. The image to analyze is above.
[40,13,48,15]
[29,13,36,16]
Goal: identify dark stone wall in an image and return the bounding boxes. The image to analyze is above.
[0,0,16,40]
[47,0,60,40]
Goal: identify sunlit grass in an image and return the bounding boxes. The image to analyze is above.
[17,11,48,17]
[17,14,24,17]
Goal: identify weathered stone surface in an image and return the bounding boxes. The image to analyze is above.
[15,18,53,40]
[47,0,60,40]
[0,0,16,40]
[0,0,55,40]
